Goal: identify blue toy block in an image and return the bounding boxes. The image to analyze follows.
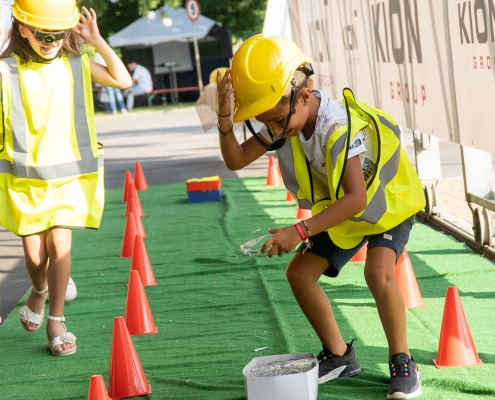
[187,190,222,203]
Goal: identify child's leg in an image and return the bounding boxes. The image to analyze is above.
[21,233,49,330]
[364,246,409,359]
[286,252,347,356]
[45,227,74,353]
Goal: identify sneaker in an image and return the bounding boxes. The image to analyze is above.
[317,339,361,384]
[121,108,128,114]
[387,353,422,399]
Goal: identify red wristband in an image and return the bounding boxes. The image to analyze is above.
[294,223,308,241]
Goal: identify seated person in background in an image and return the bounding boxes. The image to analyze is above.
[124,60,153,110]
[94,52,127,114]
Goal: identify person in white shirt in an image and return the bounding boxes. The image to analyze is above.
[94,52,127,114]
[124,61,153,110]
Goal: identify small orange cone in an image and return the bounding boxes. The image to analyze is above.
[87,375,111,400]
[130,235,157,287]
[266,155,282,186]
[394,248,426,308]
[132,209,147,238]
[125,196,137,218]
[134,162,149,191]
[121,212,138,258]
[125,270,158,335]
[108,317,152,398]
[351,243,367,262]
[295,207,312,219]
[433,286,482,368]
[286,190,295,202]
[128,181,144,216]
[122,171,133,202]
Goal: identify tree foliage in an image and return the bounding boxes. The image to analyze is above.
[79,0,266,43]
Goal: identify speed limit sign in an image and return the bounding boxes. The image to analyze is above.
[185,0,201,22]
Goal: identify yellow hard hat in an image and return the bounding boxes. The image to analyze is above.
[12,0,80,30]
[209,67,228,85]
[230,34,312,123]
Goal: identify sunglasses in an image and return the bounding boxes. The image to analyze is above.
[23,25,69,44]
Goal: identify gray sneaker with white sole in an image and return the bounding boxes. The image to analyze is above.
[317,339,361,384]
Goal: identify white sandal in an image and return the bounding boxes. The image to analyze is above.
[18,285,48,332]
[46,315,77,356]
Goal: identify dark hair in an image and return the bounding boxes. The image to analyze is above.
[278,70,308,105]
[0,19,81,64]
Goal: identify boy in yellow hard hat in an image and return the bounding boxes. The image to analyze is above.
[217,34,425,399]
[0,0,131,356]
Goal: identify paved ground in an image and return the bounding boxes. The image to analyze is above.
[0,105,493,323]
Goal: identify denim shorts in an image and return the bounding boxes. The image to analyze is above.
[296,215,416,278]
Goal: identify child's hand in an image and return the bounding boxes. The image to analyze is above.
[216,68,233,117]
[72,7,101,45]
[260,226,302,258]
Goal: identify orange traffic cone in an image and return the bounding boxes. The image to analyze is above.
[130,235,157,287]
[132,209,147,238]
[125,196,137,218]
[87,375,111,400]
[125,270,158,335]
[433,286,482,368]
[121,212,138,258]
[128,181,144,216]
[122,171,133,202]
[296,207,312,219]
[286,190,295,202]
[266,155,282,186]
[108,317,152,398]
[394,249,426,308]
[351,243,367,262]
[134,162,149,191]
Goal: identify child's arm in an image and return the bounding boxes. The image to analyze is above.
[261,156,367,257]
[72,7,132,90]
[217,69,267,170]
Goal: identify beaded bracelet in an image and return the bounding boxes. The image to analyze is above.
[301,220,312,237]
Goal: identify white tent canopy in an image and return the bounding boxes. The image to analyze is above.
[109,5,218,48]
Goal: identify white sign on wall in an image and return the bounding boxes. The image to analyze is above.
[287,0,495,154]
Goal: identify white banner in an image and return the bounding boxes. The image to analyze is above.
[288,0,495,154]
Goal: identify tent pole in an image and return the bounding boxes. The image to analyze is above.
[192,22,204,95]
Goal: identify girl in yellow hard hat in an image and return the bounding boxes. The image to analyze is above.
[0,0,132,356]
[217,34,424,399]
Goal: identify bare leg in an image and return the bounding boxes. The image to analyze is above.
[286,252,347,356]
[21,233,49,331]
[45,228,74,353]
[364,247,409,359]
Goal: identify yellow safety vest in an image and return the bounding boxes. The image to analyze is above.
[0,54,104,236]
[278,88,425,249]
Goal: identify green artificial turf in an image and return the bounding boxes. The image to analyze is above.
[0,176,494,399]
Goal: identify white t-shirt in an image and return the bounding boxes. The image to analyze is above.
[132,64,153,92]
[258,89,376,186]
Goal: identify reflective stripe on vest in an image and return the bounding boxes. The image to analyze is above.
[0,56,100,179]
[277,102,399,222]
[277,88,425,248]
[348,115,401,224]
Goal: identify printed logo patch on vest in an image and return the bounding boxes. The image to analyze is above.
[349,138,362,150]
[362,157,376,181]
